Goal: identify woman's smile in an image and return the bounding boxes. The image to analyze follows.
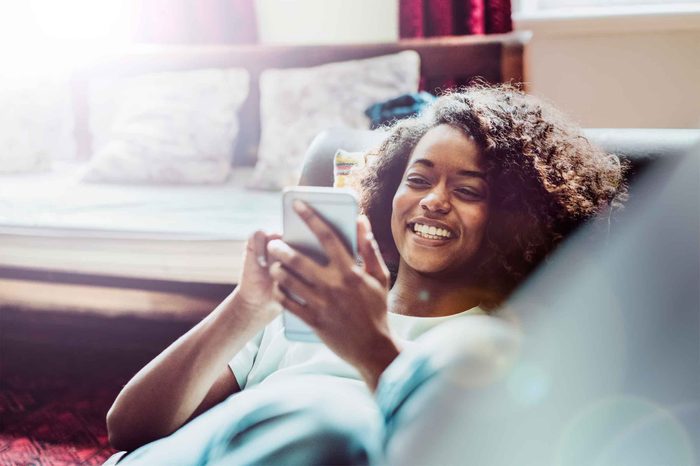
[407,219,457,243]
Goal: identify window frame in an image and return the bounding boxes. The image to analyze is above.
[513,1,700,35]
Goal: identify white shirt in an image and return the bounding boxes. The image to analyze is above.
[228,307,486,396]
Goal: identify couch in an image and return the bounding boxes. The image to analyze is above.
[1,120,698,323]
[1,33,698,323]
[0,33,529,321]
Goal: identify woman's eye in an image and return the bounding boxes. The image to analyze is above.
[406,177,429,187]
[456,188,483,199]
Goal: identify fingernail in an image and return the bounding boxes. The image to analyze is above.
[257,255,267,267]
[293,200,308,213]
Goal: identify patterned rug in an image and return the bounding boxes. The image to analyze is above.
[0,309,193,466]
[0,371,122,466]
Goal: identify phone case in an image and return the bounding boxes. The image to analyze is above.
[281,187,358,343]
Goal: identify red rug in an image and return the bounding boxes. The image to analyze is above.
[0,372,121,465]
[0,309,194,466]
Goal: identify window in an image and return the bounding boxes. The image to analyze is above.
[0,0,132,75]
[533,0,698,8]
[513,0,700,32]
[516,0,700,17]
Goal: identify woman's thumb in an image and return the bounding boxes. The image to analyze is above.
[358,215,390,288]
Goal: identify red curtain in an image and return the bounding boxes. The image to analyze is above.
[400,0,512,38]
[132,0,257,44]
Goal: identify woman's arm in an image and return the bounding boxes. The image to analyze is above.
[107,232,281,452]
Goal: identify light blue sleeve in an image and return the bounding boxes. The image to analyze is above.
[228,328,265,389]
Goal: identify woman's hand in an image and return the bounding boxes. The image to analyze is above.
[108,230,284,451]
[266,201,401,389]
[234,230,284,327]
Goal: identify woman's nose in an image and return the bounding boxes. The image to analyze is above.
[419,189,451,214]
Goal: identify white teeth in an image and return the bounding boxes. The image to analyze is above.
[411,223,452,239]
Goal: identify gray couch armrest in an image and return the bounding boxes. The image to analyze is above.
[298,128,387,187]
[585,128,700,179]
[298,127,700,188]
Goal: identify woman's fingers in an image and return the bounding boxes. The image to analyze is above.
[248,230,282,269]
[272,282,318,328]
[268,262,323,309]
[293,201,354,267]
[252,230,269,268]
[267,238,323,281]
[357,216,391,289]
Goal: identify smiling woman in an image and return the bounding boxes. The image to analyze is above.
[360,84,627,309]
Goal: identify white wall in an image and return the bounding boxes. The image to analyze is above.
[255,0,398,45]
[515,13,700,128]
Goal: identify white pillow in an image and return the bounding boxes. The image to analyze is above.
[0,77,74,174]
[251,51,420,190]
[84,68,249,184]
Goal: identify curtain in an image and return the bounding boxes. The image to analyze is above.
[133,0,257,44]
[399,0,512,38]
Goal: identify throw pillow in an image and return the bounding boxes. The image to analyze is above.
[251,51,420,190]
[333,149,365,188]
[84,68,249,184]
[333,148,382,196]
[0,77,74,174]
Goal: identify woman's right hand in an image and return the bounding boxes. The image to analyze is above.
[233,230,284,326]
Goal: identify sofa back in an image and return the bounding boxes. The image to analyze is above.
[69,33,529,166]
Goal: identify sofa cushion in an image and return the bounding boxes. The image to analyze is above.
[250,51,420,190]
[84,68,250,184]
[0,77,74,174]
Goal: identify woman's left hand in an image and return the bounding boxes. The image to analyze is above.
[266,201,400,390]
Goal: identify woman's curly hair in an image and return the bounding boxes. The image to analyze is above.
[358,84,627,308]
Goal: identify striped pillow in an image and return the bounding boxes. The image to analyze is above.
[333,149,365,189]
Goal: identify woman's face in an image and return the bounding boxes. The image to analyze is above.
[390,124,490,276]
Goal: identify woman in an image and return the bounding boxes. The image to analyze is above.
[106,85,625,465]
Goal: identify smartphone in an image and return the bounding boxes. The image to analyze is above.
[282,187,358,342]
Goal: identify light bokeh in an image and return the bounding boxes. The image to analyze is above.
[0,1,133,77]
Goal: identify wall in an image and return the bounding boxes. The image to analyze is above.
[515,13,700,128]
[255,0,398,45]
[256,2,699,128]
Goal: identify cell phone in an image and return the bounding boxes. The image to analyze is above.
[282,187,358,343]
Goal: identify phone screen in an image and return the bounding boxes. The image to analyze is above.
[282,187,358,342]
